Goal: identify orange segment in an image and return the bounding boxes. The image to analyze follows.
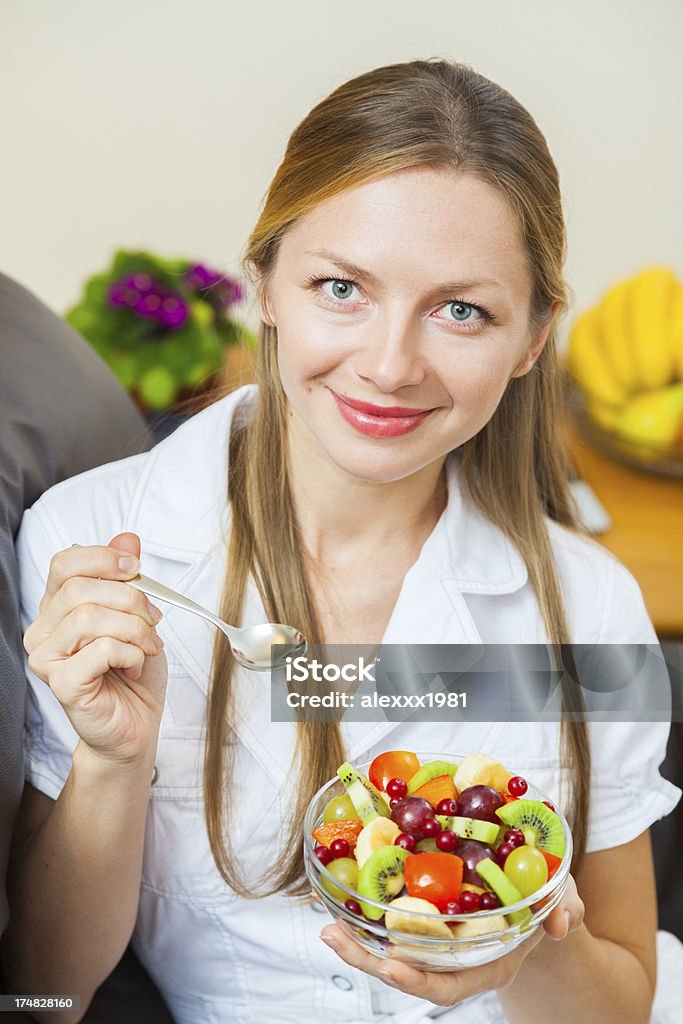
[312,818,364,850]
[411,773,457,808]
[540,850,562,880]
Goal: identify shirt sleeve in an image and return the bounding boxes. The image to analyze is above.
[16,502,80,801]
[584,555,681,853]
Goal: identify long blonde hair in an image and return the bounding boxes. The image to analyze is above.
[203,58,591,897]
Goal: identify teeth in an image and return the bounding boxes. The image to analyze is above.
[385,896,453,938]
[355,817,400,868]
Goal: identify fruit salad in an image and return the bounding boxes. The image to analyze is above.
[310,751,567,940]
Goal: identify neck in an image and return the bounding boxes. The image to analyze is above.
[285,413,449,569]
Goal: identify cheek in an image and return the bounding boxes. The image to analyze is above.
[275,317,350,387]
[436,347,515,411]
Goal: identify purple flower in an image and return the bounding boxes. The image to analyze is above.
[157,295,189,329]
[184,263,244,308]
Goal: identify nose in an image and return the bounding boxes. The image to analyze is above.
[352,318,425,392]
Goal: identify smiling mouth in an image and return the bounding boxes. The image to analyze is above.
[331,390,435,418]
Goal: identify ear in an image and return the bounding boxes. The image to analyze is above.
[510,300,561,379]
[255,269,276,327]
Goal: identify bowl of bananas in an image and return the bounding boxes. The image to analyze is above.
[565,265,683,479]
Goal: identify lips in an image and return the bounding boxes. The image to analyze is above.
[329,389,436,438]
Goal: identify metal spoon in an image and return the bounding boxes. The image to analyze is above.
[70,544,306,670]
[127,572,307,671]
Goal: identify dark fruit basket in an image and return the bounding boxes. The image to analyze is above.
[304,753,572,972]
[565,376,683,481]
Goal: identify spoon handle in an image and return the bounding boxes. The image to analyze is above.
[127,573,238,641]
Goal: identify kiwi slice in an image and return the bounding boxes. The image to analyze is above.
[406,759,459,795]
[496,800,565,858]
[337,762,391,824]
[357,845,409,920]
[476,858,532,927]
[437,815,500,844]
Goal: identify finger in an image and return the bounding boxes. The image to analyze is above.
[320,925,394,983]
[41,543,141,610]
[543,877,584,941]
[26,577,163,651]
[48,636,147,703]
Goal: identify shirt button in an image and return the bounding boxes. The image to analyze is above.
[151,765,159,786]
[332,974,354,991]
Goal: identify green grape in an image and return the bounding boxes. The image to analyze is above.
[503,845,548,898]
[322,794,357,825]
[321,857,358,903]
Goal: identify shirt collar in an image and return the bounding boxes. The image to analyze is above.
[128,382,528,596]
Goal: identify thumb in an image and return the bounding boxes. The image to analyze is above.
[107,532,141,561]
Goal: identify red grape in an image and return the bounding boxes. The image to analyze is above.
[497,841,516,866]
[421,817,442,838]
[390,796,435,838]
[444,900,462,916]
[330,838,350,859]
[504,829,525,848]
[315,844,333,866]
[436,798,459,817]
[436,829,459,852]
[508,776,528,797]
[543,800,556,812]
[395,832,417,853]
[458,786,504,823]
[459,890,481,912]
[386,777,408,800]
[480,892,501,911]
[344,898,362,916]
[457,840,497,885]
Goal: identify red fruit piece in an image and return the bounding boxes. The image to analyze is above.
[404,851,464,912]
[386,777,408,800]
[507,776,528,797]
[459,889,481,913]
[369,750,420,792]
[540,850,563,880]
[312,819,363,850]
[330,838,350,858]
[411,773,457,808]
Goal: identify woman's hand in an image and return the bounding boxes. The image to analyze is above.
[23,531,168,768]
[319,875,584,1006]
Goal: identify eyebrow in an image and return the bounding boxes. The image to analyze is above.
[303,248,504,293]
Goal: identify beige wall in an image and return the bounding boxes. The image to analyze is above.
[1,0,681,346]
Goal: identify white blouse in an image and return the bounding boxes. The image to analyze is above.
[16,384,682,1024]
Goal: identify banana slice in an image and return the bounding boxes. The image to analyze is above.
[355,817,400,868]
[385,896,453,939]
[450,913,508,938]
[455,753,513,794]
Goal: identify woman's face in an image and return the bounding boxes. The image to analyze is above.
[262,167,554,484]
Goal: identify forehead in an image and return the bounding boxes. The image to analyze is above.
[277,167,528,285]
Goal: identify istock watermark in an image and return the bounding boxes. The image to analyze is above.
[285,654,377,684]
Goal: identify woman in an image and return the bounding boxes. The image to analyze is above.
[3,58,681,1024]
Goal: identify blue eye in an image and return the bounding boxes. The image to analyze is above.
[449,302,478,322]
[327,280,356,301]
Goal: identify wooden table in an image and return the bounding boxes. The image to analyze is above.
[565,419,683,639]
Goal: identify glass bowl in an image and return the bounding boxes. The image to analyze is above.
[303,752,573,971]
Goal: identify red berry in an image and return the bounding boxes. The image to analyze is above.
[444,900,462,916]
[389,798,400,810]
[315,844,333,866]
[459,890,481,912]
[507,776,528,797]
[421,817,442,838]
[330,838,350,859]
[344,898,362,916]
[497,841,516,866]
[436,798,459,817]
[543,800,556,813]
[504,828,525,848]
[386,777,408,800]
[480,892,501,911]
[436,829,459,852]
[395,832,417,853]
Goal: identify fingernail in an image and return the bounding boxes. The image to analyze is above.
[118,556,139,575]
[147,601,163,623]
[320,935,339,952]
[378,968,397,987]
[152,632,164,650]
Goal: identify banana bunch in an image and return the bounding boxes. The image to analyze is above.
[566,266,683,459]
